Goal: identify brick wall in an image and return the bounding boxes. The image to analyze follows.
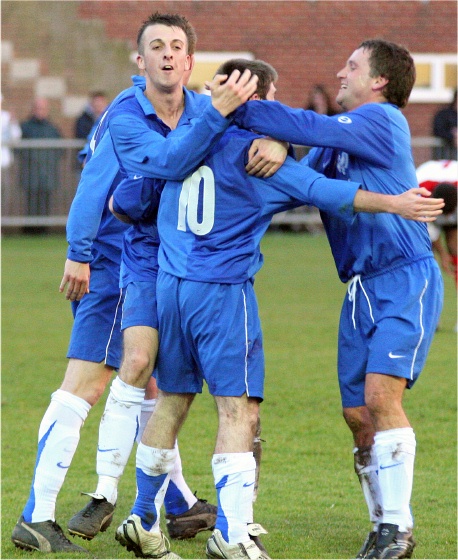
[2,0,456,139]
[77,0,457,138]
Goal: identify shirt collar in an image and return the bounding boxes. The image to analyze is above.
[133,84,206,121]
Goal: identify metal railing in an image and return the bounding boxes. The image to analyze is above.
[2,139,85,227]
[1,137,448,230]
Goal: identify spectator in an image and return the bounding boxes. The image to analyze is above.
[20,98,63,229]
[432,88,457,159]
[417,159,457,330]
[305,83,339,116]
[74,91,108,139]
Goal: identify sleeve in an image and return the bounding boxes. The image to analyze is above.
[257,155,360,222]
[112,176,163,223]
[66,132,119,262]
[234,101,395,167]
[109,104,231,180]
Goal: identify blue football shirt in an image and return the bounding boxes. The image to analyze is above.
[234,101,433,282]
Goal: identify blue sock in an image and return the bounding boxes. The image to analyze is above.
[164,480,189,516]
[132,468,169,531]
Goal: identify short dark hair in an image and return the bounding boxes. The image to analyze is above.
[359,39,416,108]
[432,182,457,215]
[137,12,197,55]
[215,59,278,100]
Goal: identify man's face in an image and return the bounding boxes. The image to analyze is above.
[137,24,191,91]
[335,47,379,111]
[33,99,49,120]
[91,96,107,117]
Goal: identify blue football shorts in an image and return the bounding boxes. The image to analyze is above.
[338,257,444,408]
[121,281,159,331]
[67,252,123,369]
[155,270,265,399]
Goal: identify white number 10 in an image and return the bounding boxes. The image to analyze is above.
[177,165,215,236]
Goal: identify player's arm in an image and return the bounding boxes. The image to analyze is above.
[433,238,456,277]
[233,100,393,167]
[110,70,258,181]
[109,195,132,224]
[66,133,119,264]
[428,223,456,277]
[353,187,444,221]
[255,157,444,223]
[110,175,163,224]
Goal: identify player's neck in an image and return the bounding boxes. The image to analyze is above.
[146,86,185,130]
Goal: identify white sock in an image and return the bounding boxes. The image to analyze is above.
[23,389,90,522]
[133,443,177,532]
[164,441,198,515]
[353,446,382,530]
[95,376,145,504]
[136,398,156,443]
[212,452,256,545]
[135,399,197,515]
[374,428,416,532]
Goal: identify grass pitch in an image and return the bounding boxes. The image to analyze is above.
[2,233,456,559]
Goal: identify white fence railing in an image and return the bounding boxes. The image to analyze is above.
[2,139,85,228]
[1,137,447,230]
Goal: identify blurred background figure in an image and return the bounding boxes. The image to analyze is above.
[74,91,108,139]
[305,83,339,116]
[430,181,457,282]
[417,159,457,330]
[20,98,63,230]
[1,93,22,212]
[1,93,22,170]
[432,88,457,160]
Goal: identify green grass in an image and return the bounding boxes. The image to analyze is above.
[2,233,457,559]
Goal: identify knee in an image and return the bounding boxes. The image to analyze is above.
[343,407,374,448]
[364,388,394,419]
[120,347,154,384]
[61,360,112,406]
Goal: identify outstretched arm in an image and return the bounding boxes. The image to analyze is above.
[353,187,444,221]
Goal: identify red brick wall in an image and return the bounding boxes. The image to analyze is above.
[78,0,457,137]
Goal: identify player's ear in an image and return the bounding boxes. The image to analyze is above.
[185,54,194,72]
[250,93,261,101]
[373,75,389,93]
[136,54,146,71]
[183,55,195,87]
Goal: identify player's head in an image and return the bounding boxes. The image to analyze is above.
[137,12,197,56]
[358,39,415,108]
[432,182,457,215]
[336,39,415,111]
[215,59,278,100]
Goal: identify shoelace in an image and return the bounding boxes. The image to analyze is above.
[50,522,75,545]
[82,499,102,517]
